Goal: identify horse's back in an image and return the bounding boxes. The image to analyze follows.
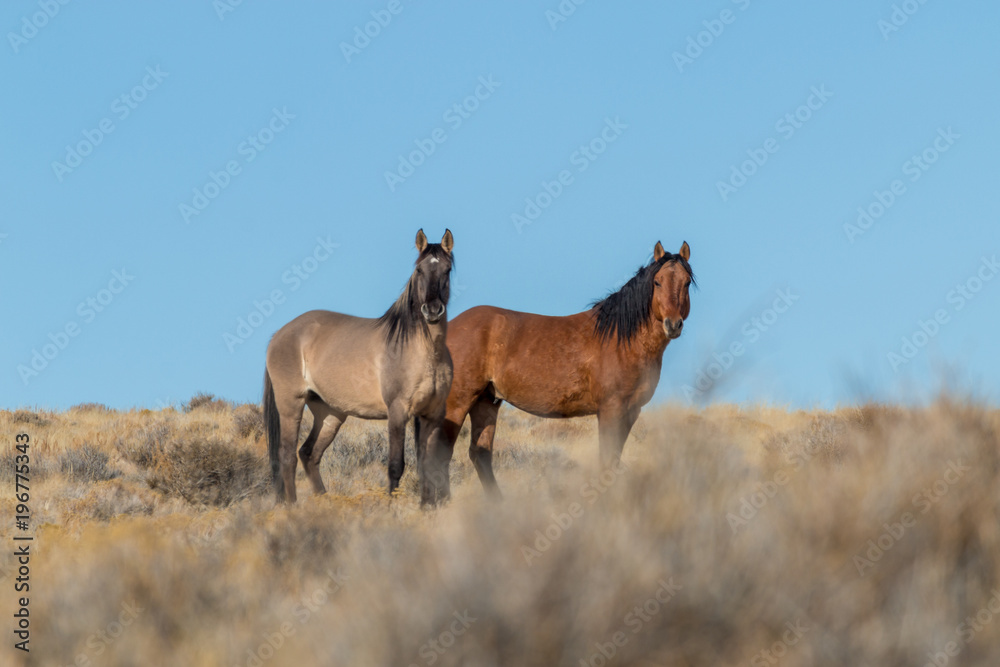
[451,305,588,336]
[267,310,389,418]
[268,309,378,358]
[449,305,601,416]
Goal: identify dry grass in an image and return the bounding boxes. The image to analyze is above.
[1,399,999,666]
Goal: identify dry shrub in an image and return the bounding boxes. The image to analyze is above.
[147,434,270,507]
[67,479,156,521]
[762,412,850,464]
[232,403,265,439]
[70,402,113,413]
[493,440,574,472]
[10,409,50,427]
[318,426,404,495]
[842,402,906,431]
[325,428,388,471]
[116,421,172,468]
[183,392,231,413]
[0,449,55,481]
[525,417,593,443]
[14,398,1000,667]
[261,500,357,574]
[59,444,121,482]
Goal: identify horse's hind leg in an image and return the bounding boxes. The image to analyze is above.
[299,400,345,495]
[469,393,503,500]
[277,398,305,503]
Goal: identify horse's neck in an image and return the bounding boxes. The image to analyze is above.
[425,323,449,359]
[406,322,449,362]
[629,318,669,364]
[579,310,668,365]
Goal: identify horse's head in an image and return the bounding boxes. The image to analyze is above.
[412,228,454,324]
[650,241,693,340]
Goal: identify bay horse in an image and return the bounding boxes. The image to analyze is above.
[423,240,693,504]
[263,229,454,503]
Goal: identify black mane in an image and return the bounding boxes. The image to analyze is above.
[591,253,695,344]
[377,244,453,345]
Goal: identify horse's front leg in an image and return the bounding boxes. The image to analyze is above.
[387,403,409,495]
[419,412,453,507]
[597,404,639,468]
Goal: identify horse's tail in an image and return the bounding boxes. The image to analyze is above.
[263,368,283,500]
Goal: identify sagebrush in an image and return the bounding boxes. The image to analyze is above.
[0,398,998,666]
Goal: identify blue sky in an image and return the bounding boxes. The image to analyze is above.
[2,1,998,410]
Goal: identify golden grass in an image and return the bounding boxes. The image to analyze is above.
[1,399,999,666]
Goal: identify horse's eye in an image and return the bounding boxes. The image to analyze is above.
[654,280,661,287]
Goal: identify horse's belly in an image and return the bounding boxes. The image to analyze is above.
[342,400,389,420]
[310,373,388,420]
[496,380,597,419]
[320,391,388,420]
[512,402,594,419]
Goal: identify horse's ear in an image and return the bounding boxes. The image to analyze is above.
[415,229,428,252]
[653,241,665,261]
[678,241,690,261]
[441,229,454,254]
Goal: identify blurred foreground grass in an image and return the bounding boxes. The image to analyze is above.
[1,397,998,666]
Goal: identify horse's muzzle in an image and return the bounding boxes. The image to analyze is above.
[421,302,446,324]
[663,317,683,340]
